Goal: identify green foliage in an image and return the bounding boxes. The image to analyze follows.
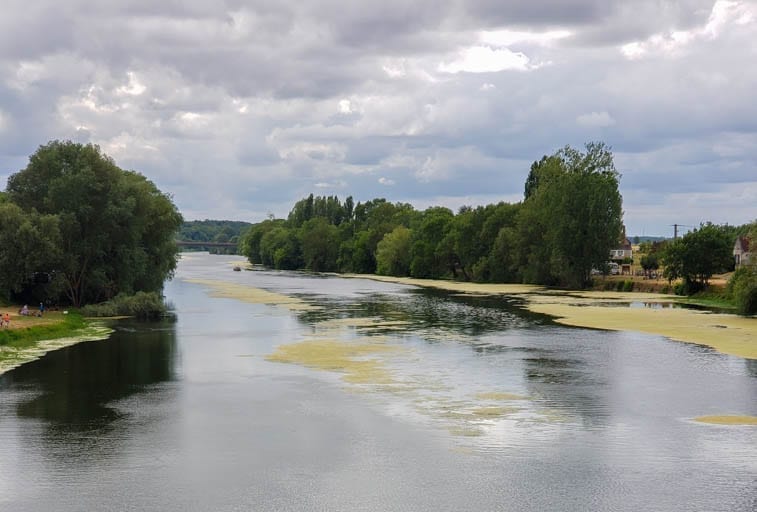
[179,219,250,254]
[640,253,659,271]
[80,291,168,320]
[0,202,61,300]
[239,142,627,291]
[3,141,183,307]
[614,280,634,292]
[409,207,454,278]
[241,218,285,264]
[259,226,301,269]
[728,266,757,315]
[520,142,623,288]
[299,217,339,271]
[662,223,733,293]
[288,194,352,228]
[376,226,412,276]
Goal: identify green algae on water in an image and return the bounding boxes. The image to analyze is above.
[693,415,757,425]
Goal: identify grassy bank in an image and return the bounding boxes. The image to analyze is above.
[0,311,86,349]
[0,310,112,376]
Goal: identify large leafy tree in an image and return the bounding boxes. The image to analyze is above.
[376,226,412,276]
[409,207,454,279]
[520,142,623,288]
[299,217,339,272]
[0,203,61,300]
[5,140,183,306]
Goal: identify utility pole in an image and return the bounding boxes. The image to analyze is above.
[671,224,694,240]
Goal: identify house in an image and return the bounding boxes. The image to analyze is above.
[610,238,634,275]
[610,238,633,261]
[733,236,752,268]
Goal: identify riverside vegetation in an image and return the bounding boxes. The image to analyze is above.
[0,140,183,359]
[240,142,756,315]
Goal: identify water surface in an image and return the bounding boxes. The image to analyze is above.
[1,253,755,511]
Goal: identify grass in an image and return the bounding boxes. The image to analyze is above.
[0,311,87,350]
[674,292,738,311]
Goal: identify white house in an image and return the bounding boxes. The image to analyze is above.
[610,238,633,260]
[734,237,752,268]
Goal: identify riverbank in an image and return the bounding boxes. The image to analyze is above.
[0,309,112,376]
[343,275,757,360]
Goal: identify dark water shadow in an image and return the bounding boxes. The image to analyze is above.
[3,319,177,430]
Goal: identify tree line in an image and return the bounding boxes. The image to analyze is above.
[241,142,624,289]
[178,220,250,254]
[0,141,183,308]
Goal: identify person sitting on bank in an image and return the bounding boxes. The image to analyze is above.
[38,302,45,316]
[20,304,29,316]
[2,312,10,328]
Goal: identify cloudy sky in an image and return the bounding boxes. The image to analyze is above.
[1,0,755,236]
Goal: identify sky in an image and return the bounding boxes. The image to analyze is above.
[1,0,755,236]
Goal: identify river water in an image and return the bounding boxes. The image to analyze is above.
[1,253,755,511]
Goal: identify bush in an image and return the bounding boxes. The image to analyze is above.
[728,266,757,315]
[673,280,705,296]
[622,280,634,292]
[80,291,168,320]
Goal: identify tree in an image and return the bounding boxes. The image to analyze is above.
[0,203,61,301]
[259,226,301,269]
[5,141,183,306]
[662,223,732,294]
[241,218,285,264]
[519,142,623,288]
[299,217,339,272]
[409,207,454,278]
[376,226,412,276]
[640,253,659,277]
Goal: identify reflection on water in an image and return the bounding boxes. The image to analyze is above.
[10,321,177,426]
[0,253,755,512]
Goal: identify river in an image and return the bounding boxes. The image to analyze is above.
[1,253,755,511]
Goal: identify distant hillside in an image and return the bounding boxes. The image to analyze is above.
[178,220,251,253]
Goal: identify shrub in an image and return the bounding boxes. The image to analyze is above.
[622,280,634,292]
[673,280,705,296]
[80,291,168,320]
[728,266,757,315]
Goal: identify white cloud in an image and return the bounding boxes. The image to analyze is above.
[576,111,616,127]
[479,29,572,47]
[438,46,531,73]
[116,71,146,96]
[378,177,395,186]
[621,0,756,59]
[338,99,352,114]
[0,0,755,235]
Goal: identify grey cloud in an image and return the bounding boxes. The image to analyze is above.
[1,0,755,236]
